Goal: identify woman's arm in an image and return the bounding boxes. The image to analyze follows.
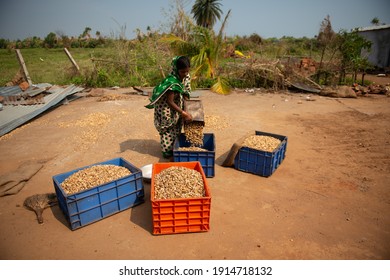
[167,91,192,121]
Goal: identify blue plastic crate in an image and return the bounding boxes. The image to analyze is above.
[173,133,215,177]
[52,157,145,230]
[234,131,287,177]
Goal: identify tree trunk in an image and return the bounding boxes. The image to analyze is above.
[316,47,326,83]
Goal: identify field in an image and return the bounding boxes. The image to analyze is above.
[0,48,100,86]
[0,81,389,260]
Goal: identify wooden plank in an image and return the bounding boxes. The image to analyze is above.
[15,49,32,86]
[63,48,80,72]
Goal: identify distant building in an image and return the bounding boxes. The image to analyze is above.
[357,24,390,71]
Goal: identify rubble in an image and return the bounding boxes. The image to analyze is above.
[0,83,84,137]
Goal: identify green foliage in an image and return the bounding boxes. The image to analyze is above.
[226,77,252,89]
[0,9,375,90]
[249,33,262,45]
[69,74,85,85]
[81,27,92,38]
[192,11,231,75]
[191,0,223,29]
[231,36,319,59]
[338,29,372,84]
[211,76,231,94]
[342,75,372,86]
[192,77,215,88]
[84,35,169,87]
[44,32,57,48]
[0,38,10,49]
[234,34,262,52]
[2,28,108,49]
[316,15,337,81]
[0,48,108,86]
[371,17,380,26]
[159,4,232,93]
[89,68,111,87]
[0,49,20,85]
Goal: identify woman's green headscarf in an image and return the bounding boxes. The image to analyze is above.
[145,56,189,109]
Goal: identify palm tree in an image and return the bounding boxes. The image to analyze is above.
[160,4,231,94]
[192,10,231,79]
[191,0,223,29]
[191,9,232,94]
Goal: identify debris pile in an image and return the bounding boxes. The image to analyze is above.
[1,83,50,106]
[0,83,84,137]
[319,86,357,98]
[352,83,389,95]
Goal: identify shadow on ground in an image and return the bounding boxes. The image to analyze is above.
[129,180,154,235]
[119,139,160,157]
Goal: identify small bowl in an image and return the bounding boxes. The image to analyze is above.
[140,164,153,182]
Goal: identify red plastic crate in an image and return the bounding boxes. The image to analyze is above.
[151,162,211,235]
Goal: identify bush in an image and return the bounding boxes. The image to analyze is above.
[0,38,9,49]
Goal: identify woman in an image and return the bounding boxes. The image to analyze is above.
[146,56,193,159]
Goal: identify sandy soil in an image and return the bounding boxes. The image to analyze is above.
[0,76,389,260]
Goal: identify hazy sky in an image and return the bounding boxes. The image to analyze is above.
[0,0,389,40]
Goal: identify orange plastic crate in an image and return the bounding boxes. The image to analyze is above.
[151,161,211,235]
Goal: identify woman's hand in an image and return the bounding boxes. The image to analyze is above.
[181,111,193,122]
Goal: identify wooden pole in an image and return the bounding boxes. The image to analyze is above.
[63,47,80,73]
[15,49,32,86]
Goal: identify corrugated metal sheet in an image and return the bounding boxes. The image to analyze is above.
[0,85,23,96]
[357,24,390,69]
[0,84,84,136]
[357,24,390,32]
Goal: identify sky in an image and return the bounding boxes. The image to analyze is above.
[0,0,389,41]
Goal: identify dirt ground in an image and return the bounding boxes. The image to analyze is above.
[0,75,389,260]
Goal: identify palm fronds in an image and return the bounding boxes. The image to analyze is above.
[211,76,231,94]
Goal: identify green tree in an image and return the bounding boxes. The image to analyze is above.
[44,32,57,48]
[191,0,223,29]
[0,38,9,49]
[55,30,70,48]
[317,15,335,71]
[81,27,92,39]
[338,29,372,85]
[371,17,380,26]
[313,15,337,84]
[192,10,231,79]
[161,7,231,94]
[191,9,231,93]
[249,33,262,45]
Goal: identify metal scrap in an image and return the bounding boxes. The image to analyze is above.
[0,84,84,137]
